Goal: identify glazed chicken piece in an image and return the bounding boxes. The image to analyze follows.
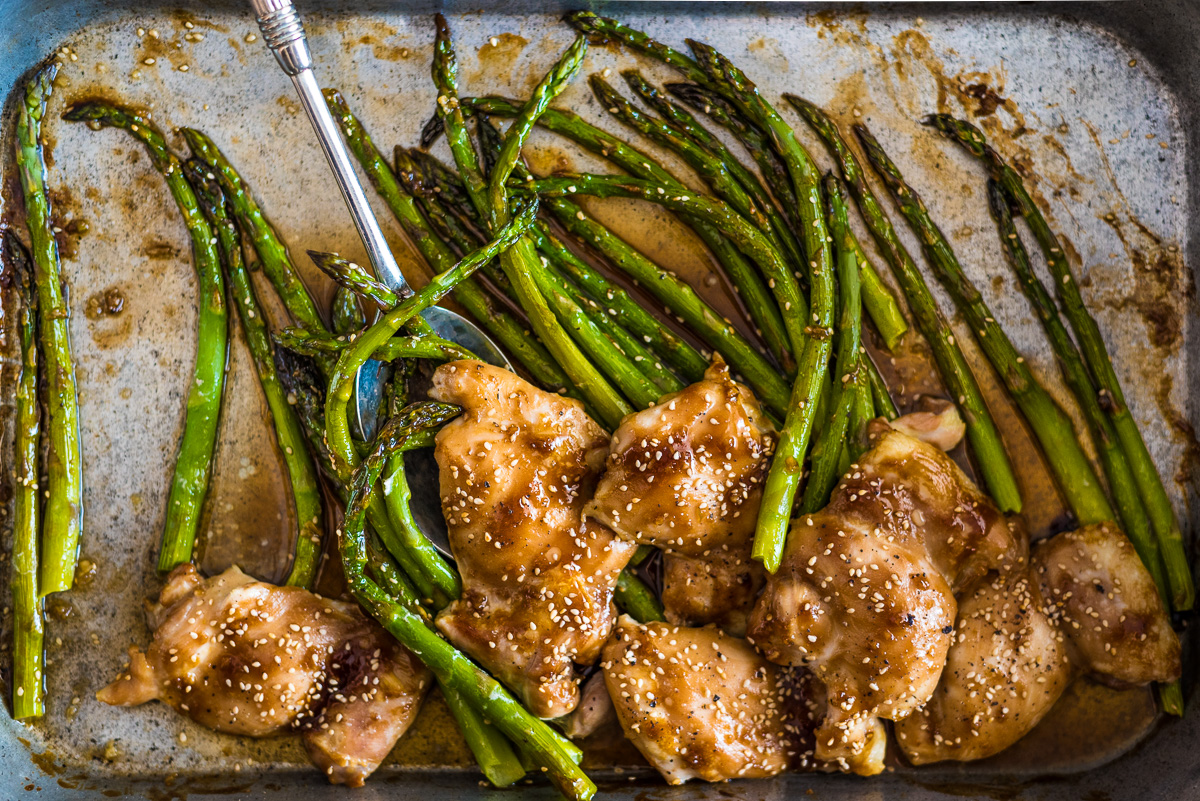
[430,360,637,719]
[1032,523,1180,685]
[897,523,1180,764]
[98,565,430,786]
[747,428,1024,774]
[602,616,808,784]
[584,360,774,634]
[894,569,1071,763]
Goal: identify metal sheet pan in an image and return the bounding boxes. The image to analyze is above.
[0,1,1196,798]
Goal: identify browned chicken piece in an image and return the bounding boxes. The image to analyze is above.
[97,565,430,786]
[894,569,1071,764]
[897,523,1180,765]
[584,360,774,634]
[559,670,617,740]
[747,429,1024,774]
[430,360,637,719]
[1032,523,1180,686]
[602,616,807,784]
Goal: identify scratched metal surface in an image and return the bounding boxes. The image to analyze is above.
[0,1,1196,799]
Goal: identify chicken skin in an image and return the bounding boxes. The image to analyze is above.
[747,428,1024,774]
[585,360,774,634]
[897,523,1180,764]
[430,360,637,719]
[602,616,806,784]
[98,565,430,786]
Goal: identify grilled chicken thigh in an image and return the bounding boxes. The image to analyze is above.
[430,360,637,719]
[894,569,1070,763]
[585,360,774,634]
[897,523,1180,764]
[98,565,430,786]
[602,616,804,783]
[1032,523,1180,685]
[747,428,1024,774]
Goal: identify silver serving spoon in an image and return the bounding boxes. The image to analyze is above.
[249,0,509,554]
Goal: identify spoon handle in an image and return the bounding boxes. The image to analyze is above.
[249,0,412,297]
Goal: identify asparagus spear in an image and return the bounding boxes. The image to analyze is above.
[412,119,710,384]
[531,223,707,382]
[989,186,1180,722]
[179,128,329,346]
[426,93,793,371]
[323,88,573,397]
[6,232,45,719]
[660,82,909,352]
[800,177,862,514]
[17,66,83,595]
[623,71,807,273]
[184,162,325,590]
[545,194,791,416]
[589,75,798,364]
[275,326,476,363]
[331,286,366,336]
[339,405,595,801]
[323,194,537,594]
[435,18,631,430]
[857,127,1116,527]
[615,569,666,623]
[789,98,1022,513]
[525,174,810,360]
[65,100,230,572]
[924,114,1193,611]
[985,180,1167,596]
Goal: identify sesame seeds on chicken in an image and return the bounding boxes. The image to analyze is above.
[585,360,775,634]
[96,565,430,786]
[747,428,1025,774]
[430,361,637,719]
[601,616,810,784]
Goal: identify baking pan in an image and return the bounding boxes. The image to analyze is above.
[0,1,1196,798]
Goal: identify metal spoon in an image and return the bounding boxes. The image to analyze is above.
[249,0,509,553]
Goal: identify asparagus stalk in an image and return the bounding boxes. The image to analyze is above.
[924,114,1193,611]
[989,184,1179,723]
[623,71,807,272]
[545,195,791,416]
[428,93,794,371]
[411,119,709,385]
[276,327,476,363]
[323,88,573,397]
[531,223,707,383]
[435,18,631,430]
[339,405,595,801]
[6,232,45,719]
[589,75,797,364]
[17,66,83,595]
[788,98,1022,513]
[179,128,329,346]
[800,177,862,514]
[614,569,666,623]
[184,162,325,590]
[985,180,1167,596]
[331,286,366,336]
[65,100,230,572]
[661,82,909,352]
[525,174,810,360]
[857,126,1116,526]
